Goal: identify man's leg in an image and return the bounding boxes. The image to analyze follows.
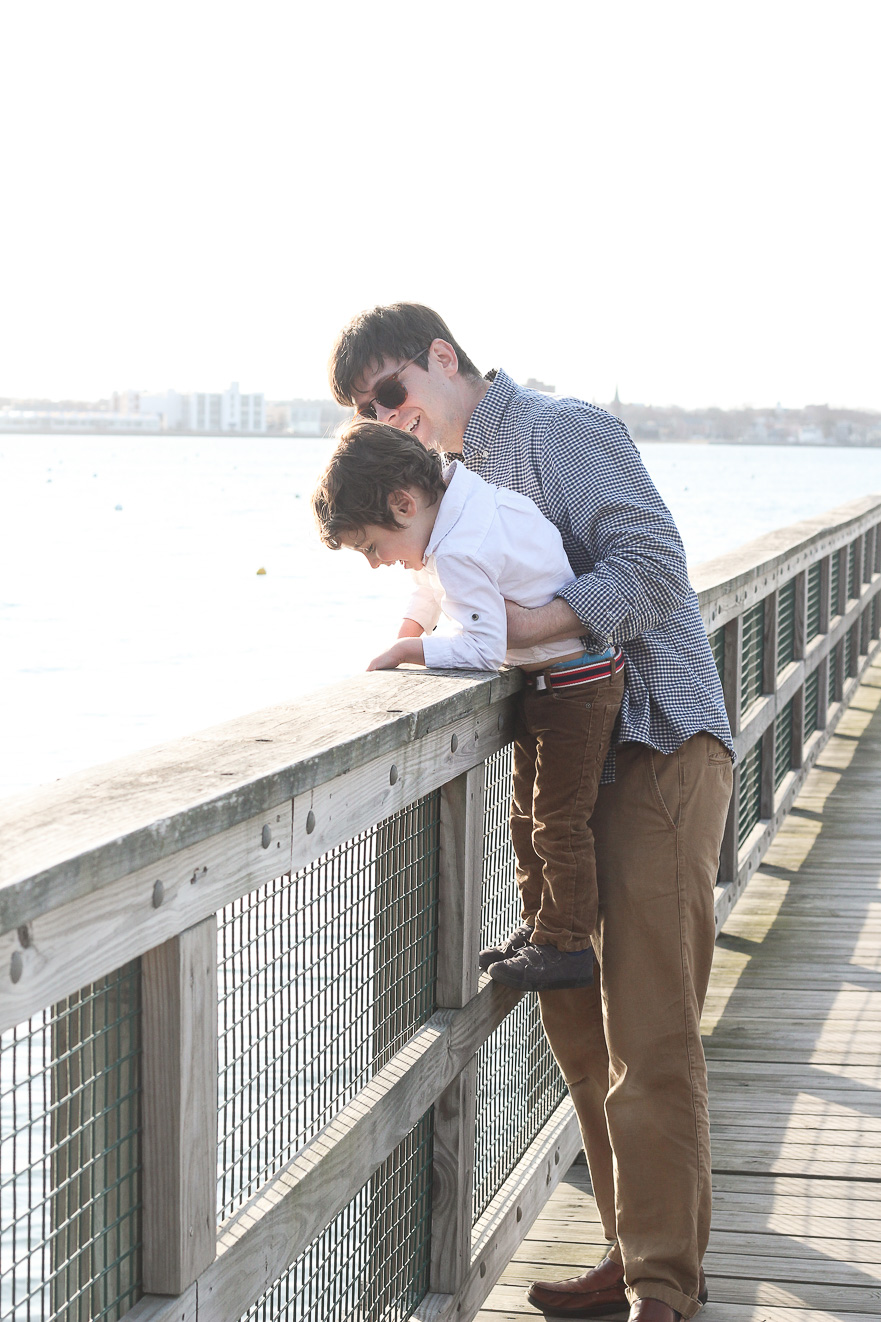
[537,734,731,1319]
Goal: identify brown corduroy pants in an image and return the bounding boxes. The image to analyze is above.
[537,734,733,1319]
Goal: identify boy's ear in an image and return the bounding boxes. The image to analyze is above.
[388,488,417,521]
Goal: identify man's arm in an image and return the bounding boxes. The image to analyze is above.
[505,596,582,649]
[535,409,693,649]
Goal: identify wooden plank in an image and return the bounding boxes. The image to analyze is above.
[0,700,512,1034]
[429,766,485,1294]
[411,1100,582,1322]
[0,666,522,935]
[142,918,218,1294]
[195,979,523,1322]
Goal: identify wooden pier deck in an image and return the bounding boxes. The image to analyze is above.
[477,660,881,1322]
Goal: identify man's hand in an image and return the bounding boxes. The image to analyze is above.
[505,597,585,649]
[367,637,426,671]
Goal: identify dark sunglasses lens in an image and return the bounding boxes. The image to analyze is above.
[374,377,408,411]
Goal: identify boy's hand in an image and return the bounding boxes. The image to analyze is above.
[367,638,426,671]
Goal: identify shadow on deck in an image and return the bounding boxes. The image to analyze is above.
[477,661,881,1322]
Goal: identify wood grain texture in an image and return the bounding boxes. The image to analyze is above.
[142,919,218,1294]
[477,660,881,1322]
[0,666,523,935]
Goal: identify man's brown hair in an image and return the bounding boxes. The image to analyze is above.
[312,420,447,550]
[328,302,481,406]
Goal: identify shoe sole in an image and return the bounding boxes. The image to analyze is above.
[524,1287,708,1316]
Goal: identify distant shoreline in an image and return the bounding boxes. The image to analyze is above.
[2,427,881,450]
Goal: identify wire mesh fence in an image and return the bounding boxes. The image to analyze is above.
[217,795,440,1223]
[238,1111,433,1322]
[473,747,567,1224]
[0,964,142,1322]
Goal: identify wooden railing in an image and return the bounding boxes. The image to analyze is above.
[1,493,879,1322]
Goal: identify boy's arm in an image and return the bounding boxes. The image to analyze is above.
[367,637,425,671]
[397,617,425,639]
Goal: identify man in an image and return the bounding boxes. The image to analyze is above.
[328,303,734,1322]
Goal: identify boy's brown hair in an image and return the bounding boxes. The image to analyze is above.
[328,302,481,406]
[312,420,447,550]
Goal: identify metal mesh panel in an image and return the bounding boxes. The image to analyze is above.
[830,551,840,616]
[740,602,765,715]
[844,625,853,678]
[847,541,858,601]
[774,699,793,790]
[738,741,762,848]
[475,747,567,1225]
[218,796,440,1223]
[1,965,142,1322]
[776,581,796,672]
[829,641,840,705]
[806,562,822,640]
[804,670,820,738]
[708,626,724,684]
[239,1111,433,1322]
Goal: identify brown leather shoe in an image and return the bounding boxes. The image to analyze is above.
[526,1255,628,1316]
[627,1301,681,1322]
[527,1259,708,1318]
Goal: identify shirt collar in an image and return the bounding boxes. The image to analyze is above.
[462,367,518,462]
[424,460,470,561]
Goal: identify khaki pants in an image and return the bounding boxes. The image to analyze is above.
[537,734,733,1318]
[510,663,625,951]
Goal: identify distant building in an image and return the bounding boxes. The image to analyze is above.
[524,377,555,394]
[267,399,351,436]
[110,382,266,433]
[0,408,160,433]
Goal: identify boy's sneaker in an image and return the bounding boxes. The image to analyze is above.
[479,922,533,972]
[488,942,594,991]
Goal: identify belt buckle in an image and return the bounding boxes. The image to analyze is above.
[534,674,547,692]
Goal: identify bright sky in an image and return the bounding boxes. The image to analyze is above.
[1,1,879,410]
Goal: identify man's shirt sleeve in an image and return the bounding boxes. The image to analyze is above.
[420,553,507,671]
[546,410,694,647]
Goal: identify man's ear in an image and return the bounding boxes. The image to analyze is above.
[428,339,459,379]
[388,488,418,522]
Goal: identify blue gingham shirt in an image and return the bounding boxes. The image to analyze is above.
[462,369,734,781]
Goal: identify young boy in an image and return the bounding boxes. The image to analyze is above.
[312,421,625,991]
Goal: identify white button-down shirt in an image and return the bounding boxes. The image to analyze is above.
[404,461,583,670]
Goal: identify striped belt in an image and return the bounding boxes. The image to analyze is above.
[524,647,625,693]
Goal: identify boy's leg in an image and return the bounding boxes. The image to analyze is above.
[529,665,624,951]
[509,692,544,926]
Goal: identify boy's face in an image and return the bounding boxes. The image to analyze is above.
[338,488,436,572]
[350,341,466,455]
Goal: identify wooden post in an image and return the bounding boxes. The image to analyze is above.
[722,616,744,737]
[819,554,831,635]
[760,591,778,818]
[836,547,848,616]
[793,570,808,661]
[142,916,218,1294]
[763,590,779,694]
[718,616,743,889]
[430,765,485,1293]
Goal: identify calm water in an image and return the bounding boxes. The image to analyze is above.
[2,433,881,799]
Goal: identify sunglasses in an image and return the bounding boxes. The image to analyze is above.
[355,346,431,419]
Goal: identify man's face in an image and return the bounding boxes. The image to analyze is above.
[349,342,466,455]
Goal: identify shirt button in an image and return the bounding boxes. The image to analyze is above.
[471,613,480,621]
